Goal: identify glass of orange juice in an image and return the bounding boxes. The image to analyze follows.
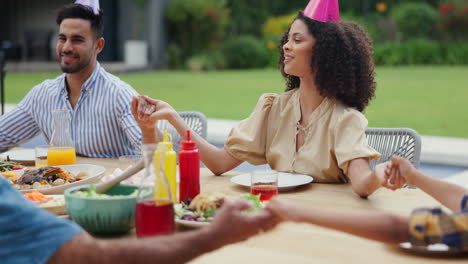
[47,146,76,166]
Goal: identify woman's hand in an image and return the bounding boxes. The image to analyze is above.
[385,156,418,186]
[267,198,301,222]
[143,97,179,124]
[377,162,406,190]
[132,95,157,129]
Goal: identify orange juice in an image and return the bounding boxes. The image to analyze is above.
[47,147,76,166]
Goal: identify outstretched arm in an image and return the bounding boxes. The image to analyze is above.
[48,201,279,264]
[387,156,467,211]
[267,198,409,244]
[133,96,242,175]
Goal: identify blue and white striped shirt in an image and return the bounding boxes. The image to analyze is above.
[0,62,142,158]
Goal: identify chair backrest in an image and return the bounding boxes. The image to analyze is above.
[365,127,421,169]
[156,111,207,152]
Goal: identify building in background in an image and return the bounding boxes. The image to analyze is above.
[0,0,170,69]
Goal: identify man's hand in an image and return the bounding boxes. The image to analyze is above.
[206,200,280,246]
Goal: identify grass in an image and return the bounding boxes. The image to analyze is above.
[4,66,468,138]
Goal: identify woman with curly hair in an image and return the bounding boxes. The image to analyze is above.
[133,0,395,197]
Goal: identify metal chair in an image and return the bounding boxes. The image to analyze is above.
[156,111,207,152]
[365,127,421,169]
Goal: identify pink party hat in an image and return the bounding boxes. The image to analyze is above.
[75,0,100,15]
[303,0,340,23]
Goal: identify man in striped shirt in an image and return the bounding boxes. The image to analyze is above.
[0,3,145,158]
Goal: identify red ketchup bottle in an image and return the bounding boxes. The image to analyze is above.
[179,130,200,204]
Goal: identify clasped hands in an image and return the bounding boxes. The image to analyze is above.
[131,95,177,129]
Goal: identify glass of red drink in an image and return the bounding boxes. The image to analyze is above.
[135,198,175,238]
[250,170,278,202]
[135,144,175,238]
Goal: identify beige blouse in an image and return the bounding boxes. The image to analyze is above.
[225,89,380,183]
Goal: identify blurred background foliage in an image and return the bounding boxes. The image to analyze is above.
[164,0,468,71]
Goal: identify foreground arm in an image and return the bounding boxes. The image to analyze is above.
[132,96,242,175]
[48,201,279,264]
[388,156,467,211]
[48,229,222,264]
[267,198,409,244]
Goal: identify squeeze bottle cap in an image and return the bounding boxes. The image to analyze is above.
[160,131,174,151]
[182,130,196,150]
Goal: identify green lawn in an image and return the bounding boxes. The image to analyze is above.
[4,66,468,138]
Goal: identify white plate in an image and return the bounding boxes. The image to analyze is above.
[24,194,67,215]
[0,149,35,165]
[230,172,313,191]
[18,164,105,195]
[175,218,210,228]
[399,242,466,256]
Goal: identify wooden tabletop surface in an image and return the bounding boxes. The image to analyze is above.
[76,157,467,263]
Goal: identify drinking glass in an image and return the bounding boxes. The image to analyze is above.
[35,145,49,167]
[135,144,174,238]
[48,109,76,165]
[118,155,143,171]
[250,170,279,202]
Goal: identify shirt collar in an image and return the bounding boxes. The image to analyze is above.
[292,88,334,129]
[58,62,101,96]
[81,62,101,93]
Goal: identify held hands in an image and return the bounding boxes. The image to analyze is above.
[374,162,405,190]
[208,200,280,246]
[385,156,418,187]
[266,198,302,222]
[131,95,178,129]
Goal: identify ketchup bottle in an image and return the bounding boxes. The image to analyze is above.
[179,130,200,203]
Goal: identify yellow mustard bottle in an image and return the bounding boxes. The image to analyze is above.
[155,131,177,203]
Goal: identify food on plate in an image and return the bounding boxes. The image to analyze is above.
[24,191,53,202]
[176,192,263,222]
[0,160,23,172]
[6,166,88,190]
[23,191,67,215]
[72,184,137,198]
[37,197,66,210]
[189,192,228,212]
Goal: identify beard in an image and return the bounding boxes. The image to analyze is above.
[58,51,92,73]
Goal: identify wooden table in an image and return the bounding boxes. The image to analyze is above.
[77,157,467,263]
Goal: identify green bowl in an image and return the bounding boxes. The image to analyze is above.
[64,184,144,235]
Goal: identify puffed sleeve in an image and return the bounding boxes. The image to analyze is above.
[334,109,380,175]
[224,94,276,165]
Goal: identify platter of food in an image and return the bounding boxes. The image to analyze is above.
[175,192,263,228]
[1,164,105,194]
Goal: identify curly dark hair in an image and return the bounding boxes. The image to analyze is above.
[279,12,376,112]
[56,4,104,38]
